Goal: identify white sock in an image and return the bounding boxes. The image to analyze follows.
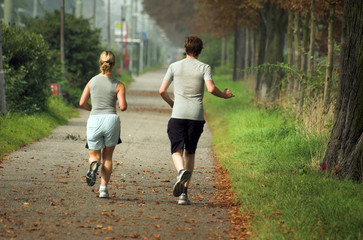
[100,185,107,191]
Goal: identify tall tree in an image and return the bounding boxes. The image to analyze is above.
[307,0,316,76]
[323,0,363,181]
[323,1,336,111]
[0,24,6,115]
[287,11,294,66]
[233,26,246,81]
[300,12,310,72]
[255,1,287,101]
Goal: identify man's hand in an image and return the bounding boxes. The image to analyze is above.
[223,88,235,99]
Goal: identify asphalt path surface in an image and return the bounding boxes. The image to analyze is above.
[0,69,232,239]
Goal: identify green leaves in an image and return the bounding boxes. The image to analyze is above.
[22,11,102,105]
[2,23,53,114]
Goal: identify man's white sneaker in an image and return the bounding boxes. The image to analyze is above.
[173,169,191,197]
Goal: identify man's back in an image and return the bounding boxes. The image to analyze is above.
[164,58,212,121]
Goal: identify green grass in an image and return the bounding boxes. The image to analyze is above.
[204,72,363,239]
[0,97,78,159]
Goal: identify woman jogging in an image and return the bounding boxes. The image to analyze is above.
[159,36,234,205]
[80,51,127,198]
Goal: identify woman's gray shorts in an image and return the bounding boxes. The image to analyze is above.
[86,114,121,150]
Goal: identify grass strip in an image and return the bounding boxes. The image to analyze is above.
[204,73,363,239]
[0,97,78,159]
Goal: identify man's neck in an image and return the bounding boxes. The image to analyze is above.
[186,54,197,59]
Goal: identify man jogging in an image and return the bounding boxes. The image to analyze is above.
[159,36,234,205]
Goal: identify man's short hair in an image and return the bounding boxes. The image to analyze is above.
[184,36,203,57]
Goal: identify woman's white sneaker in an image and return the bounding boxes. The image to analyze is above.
[178,193,190,205]
[99,189,109,198]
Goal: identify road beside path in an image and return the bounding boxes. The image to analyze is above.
[0,69,236,239]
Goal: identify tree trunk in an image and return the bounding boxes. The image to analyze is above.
[249,30,258,90]
[301,12,310,72]
[233,23,246,81]
[255,10,267,96]
[226,35,230,65]
[221,37,225,66]
[336,0,346,117]
[323,0,363,181]
[287,11,294,92]
[0,25,6,115]
[323,4,335,112]
[287,11,294,66]
[293,12,301,70]
[254,30,260,67]
[233,21,238,81]
[251,30,257,67]
[293,12,301,92]
[245,28,252,69]
[298,13,310,110]
[255,2,287,101]
[307,0,316,76]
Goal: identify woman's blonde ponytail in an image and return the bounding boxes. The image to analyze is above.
[99,51,115,74]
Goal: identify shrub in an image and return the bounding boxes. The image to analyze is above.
[2,23,58,114]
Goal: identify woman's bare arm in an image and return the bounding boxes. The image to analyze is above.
[79,81,92,111]
[116,82,127,111]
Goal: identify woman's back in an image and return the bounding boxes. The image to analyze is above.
[90,75,119,115]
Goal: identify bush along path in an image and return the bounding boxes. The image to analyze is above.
[0,69,250,240]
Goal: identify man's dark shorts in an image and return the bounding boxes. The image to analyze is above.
[167,118,205,154]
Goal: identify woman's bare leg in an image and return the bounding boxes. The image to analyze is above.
[100,146,115,186]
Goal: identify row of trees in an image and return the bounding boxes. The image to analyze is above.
[143,0,362,181]
[193,0,343,105]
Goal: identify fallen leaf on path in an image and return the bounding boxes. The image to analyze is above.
[176,227,192,231]
[102,226,113,231]
[78,225,92,228]
[120,234,140,238]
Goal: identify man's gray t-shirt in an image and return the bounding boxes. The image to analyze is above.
[163,58,212,121]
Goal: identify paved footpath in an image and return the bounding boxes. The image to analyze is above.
[0,69,232,240]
